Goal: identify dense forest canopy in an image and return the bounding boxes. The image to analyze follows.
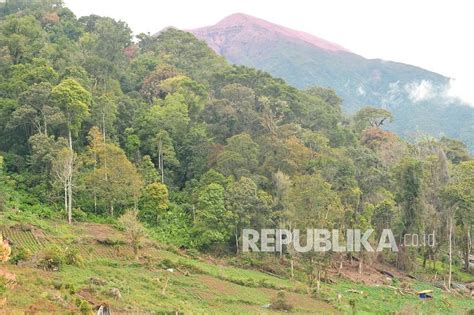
[0,0,472,279]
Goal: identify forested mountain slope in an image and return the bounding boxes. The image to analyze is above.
[0,1,472,313]
[190,13,474,151]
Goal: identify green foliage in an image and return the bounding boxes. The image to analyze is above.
[193,183,233,250]
[0,276,6,295]
[37,244,84,271]
[118,210,146,257]
[0,1,472,282]
[0,14,45,64]
[288,174,343,228]
[138,155,159,184]
[50,78,91,136]
[226,176,271,251]
[149,28,227,81]
[0,155,5,211]
[80,127,143,215]
[75,297,93,314]
[395,158,424,234]
[64,246,85,268]
[9,246,32,264]
[354,106,393,131]
[149,203,192,248]
[216,133,259,178]
[38,245,64,271]
[139,182,169,224]
[440,137,471,164]
[199,22,474,151]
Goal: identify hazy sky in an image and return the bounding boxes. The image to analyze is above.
[64,0,474,105]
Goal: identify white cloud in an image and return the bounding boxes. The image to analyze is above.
[404,80,435,102]
[447,77,474,107]
[401,78,474,107]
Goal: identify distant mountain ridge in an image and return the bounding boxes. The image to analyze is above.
[188,13,474,150]
[190,13,349,54]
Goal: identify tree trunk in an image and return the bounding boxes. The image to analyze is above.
[67,173,72,224]
[67,128,73,225]
[102,112,106,141]
[67,176,72,224]
[93,149,97,213]
[42,110,48,136]
[463,226,471,270]
[448,215,453,290]
[64,181,68,218]
[235,225,239,254]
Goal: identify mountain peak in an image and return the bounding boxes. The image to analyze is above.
[214,12,261,27]
[190,13,349,53]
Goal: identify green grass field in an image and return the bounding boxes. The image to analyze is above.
[1,213,473,314]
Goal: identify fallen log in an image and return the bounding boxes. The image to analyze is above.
[376,268,395,278]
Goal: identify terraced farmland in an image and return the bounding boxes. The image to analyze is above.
[0,225,45,252]
[0,223,156,261]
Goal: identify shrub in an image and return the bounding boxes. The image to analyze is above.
[64,247,85,267]
[118,210,145,259]
[38,245,84,270]
[38,245,64,271]
[0,276,6,295]
[148,203,192,248]
[72,208,88,222]
[159,258,175,269]
[9,246,32,265]
[185,248,200,259]
[64,283,76,294]
[75,297,92,314]
[269,290,293,312]
[0,191,5,212]
[52,280,63,290]
[23,204,56,219]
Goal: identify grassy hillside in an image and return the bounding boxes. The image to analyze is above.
[1,212,473,314]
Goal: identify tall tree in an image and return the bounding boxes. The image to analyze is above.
[395,158,425,271]
[9,82,62,136]
[51,78,91,149]
[52,146,74,223]
[216,133,259,178]
[51,78,91,223]
[139,182,169,224]
[443,161,474,276]
[354,107,393,131]
[226,176,268,253]
[193,183,233,250]
[82,127,143,216]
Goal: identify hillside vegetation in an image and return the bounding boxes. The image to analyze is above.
[0,1,473,313]
[1,212,473,313]
[191,13,474,151]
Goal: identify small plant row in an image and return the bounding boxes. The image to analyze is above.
[0,226,45,252]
